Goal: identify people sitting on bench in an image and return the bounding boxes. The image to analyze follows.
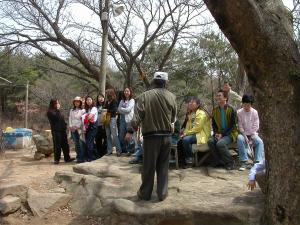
[237,94,265,171]
[207,90,238,170]
[177,97,211,168]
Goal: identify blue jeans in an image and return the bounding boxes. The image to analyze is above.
[207,136,233,166]
[237,134,264,162]
[134,141,143,161]
[182,134,197,158]
[106,117,122,154]
[118,115,127,153]
[85,128,97,161]
[71,130,84,162]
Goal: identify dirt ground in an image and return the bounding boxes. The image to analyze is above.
[0,148,103,225]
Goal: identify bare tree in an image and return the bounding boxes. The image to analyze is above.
[0,0,104,85]
[82,0,209,88]
[0,0,210,91]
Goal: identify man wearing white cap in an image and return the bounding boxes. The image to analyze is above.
[127,71,177,201]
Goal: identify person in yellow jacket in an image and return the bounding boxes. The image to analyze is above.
[180,97,211,166]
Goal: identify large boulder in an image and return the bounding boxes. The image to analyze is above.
[55,156,264,225]
[32,133,53,157]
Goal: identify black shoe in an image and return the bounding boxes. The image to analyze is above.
[65,157,75,163]
[158,193,168,201]
[137,190,151,201]
[54,161,59,165]
[105,152,112,156]
[129,159,142,164]
[209,162,224,168]
[225,164,234,170]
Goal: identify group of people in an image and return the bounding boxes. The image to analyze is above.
[47,88,135,164]
[46,72,265,201]
[177,82,264,172]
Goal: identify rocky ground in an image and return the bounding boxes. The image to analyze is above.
[0,148,102,225]
[0,147,264,225]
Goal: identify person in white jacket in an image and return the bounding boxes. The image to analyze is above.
[118,87,135,154]
[69,96,85,163]
[248,160,266,194]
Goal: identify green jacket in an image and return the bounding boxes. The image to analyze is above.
[212,105,238,142]
[131,88,177,137]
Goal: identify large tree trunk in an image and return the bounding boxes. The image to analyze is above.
[204,1,300,225]
[236,57,248,95]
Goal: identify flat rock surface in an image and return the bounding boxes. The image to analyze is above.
[27,188,71,217]
[0,183,28,202]
[55,155,264,225]
[0,196,21,215]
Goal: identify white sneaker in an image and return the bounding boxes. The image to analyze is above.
[238,162,247,171]
[186,157,193,164]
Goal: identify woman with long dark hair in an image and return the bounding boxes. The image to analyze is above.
[95,94,107,158]
[83,96,98,161]
[118,87,135,154]
[47,99,73,164]
[177,97,211,168]
[103,89,122,156]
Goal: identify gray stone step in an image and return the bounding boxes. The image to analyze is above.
[0,195,21,215]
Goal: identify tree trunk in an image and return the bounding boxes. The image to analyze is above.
[204,1,300,225]
[236,57,248,95]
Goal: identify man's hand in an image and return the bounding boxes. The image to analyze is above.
[247,180,256,191]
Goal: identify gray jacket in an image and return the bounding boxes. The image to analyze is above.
[131,88,177,137]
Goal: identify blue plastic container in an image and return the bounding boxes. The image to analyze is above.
[3,128,32,149]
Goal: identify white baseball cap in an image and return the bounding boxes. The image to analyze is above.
[153,71,168,81]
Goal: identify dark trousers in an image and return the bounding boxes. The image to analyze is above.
[177,139,186,166]
[139,136,171,201]
[52,131,71,162]
[95,125,107,158]
[207,136,233,166]
[85,128,97,161]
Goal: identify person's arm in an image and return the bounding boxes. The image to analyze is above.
[251,110,259,134]
[130,95,144,132]
[247,160,266,190]
[69,109,73,128]
[230,90,242,102]
[47,110,59,122]
[171,96,177,124]
[237,110,245,134]
[107,100,118,114]
[211,110,218,137]
[118,99,135,114]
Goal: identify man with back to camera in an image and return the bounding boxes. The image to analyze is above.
[126,71,177,201]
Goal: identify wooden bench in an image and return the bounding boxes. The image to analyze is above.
[192,143,239,167]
